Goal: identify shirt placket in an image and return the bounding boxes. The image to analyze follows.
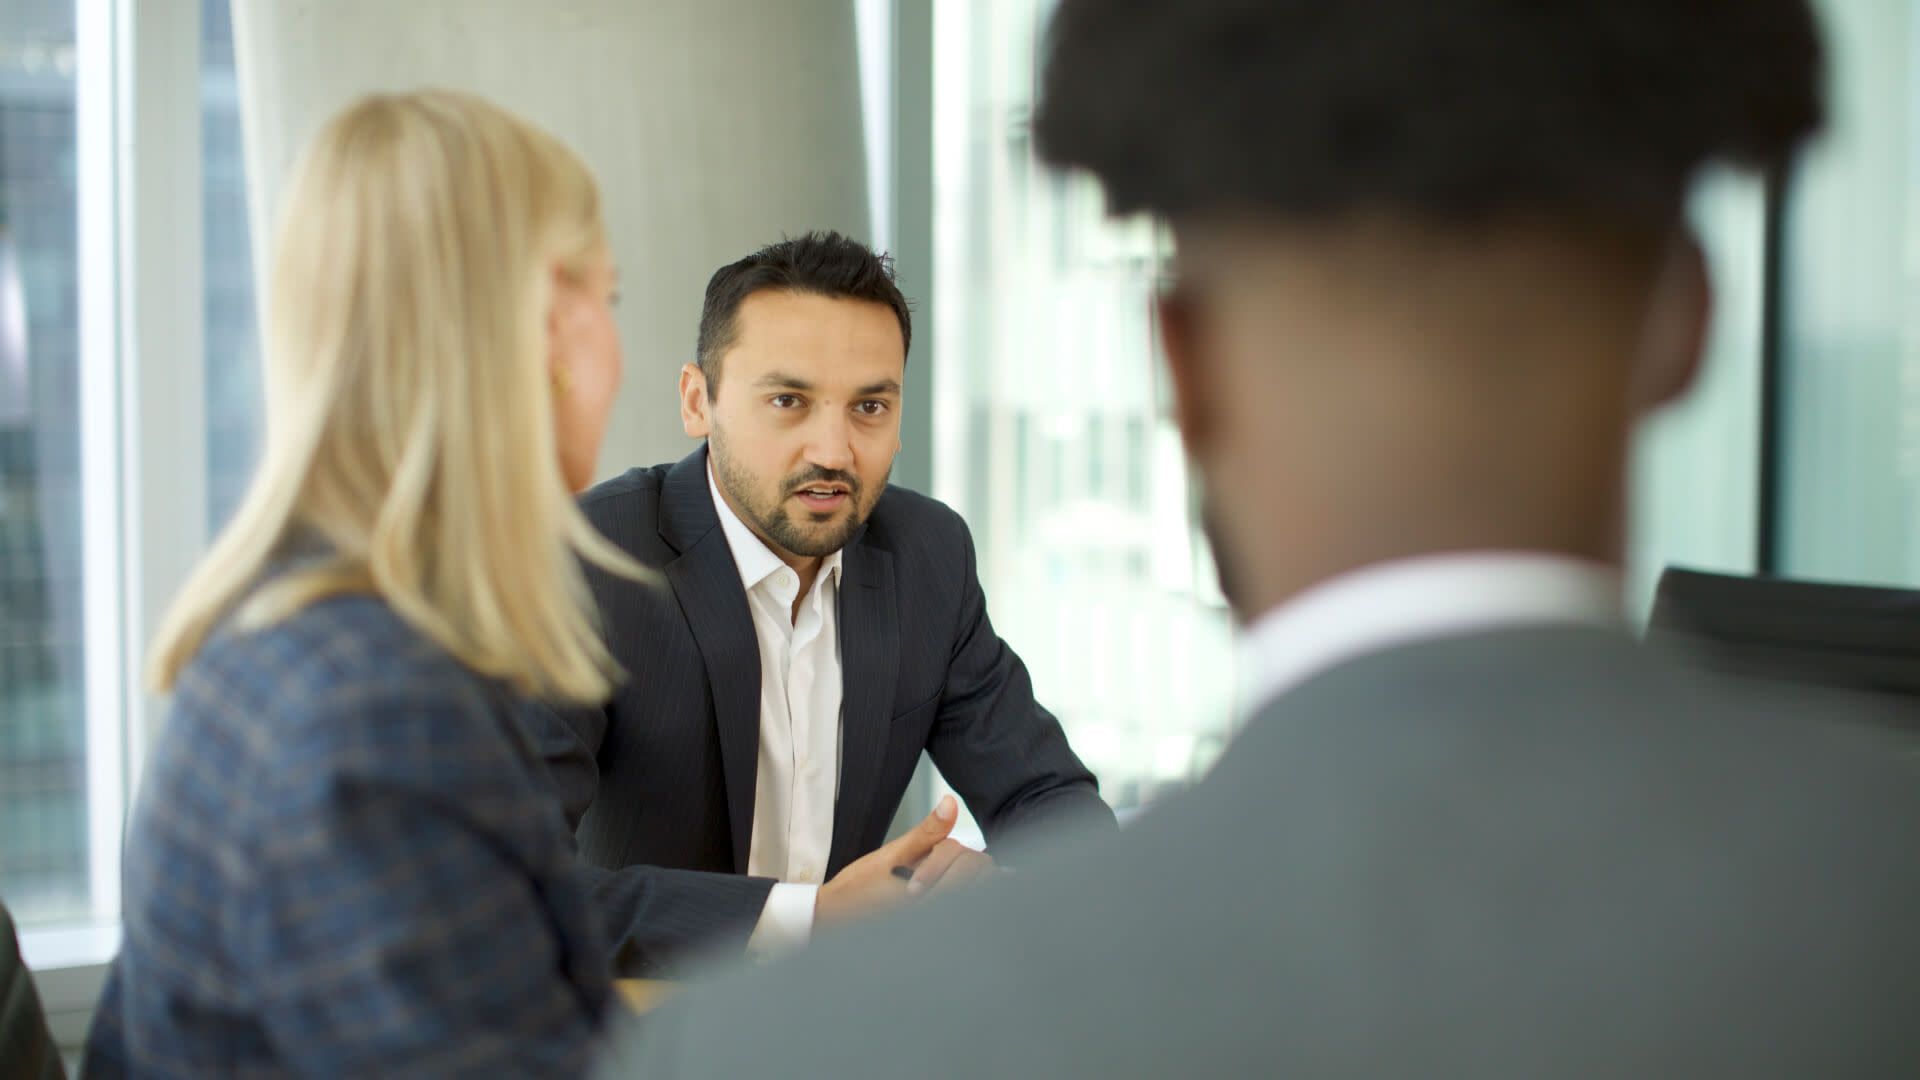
[761,573,798,880]
[788,580,823,884]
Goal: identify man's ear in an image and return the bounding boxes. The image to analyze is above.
[680,363,711,438]
[1156,287,1214,459]
[1631,231,1711,414]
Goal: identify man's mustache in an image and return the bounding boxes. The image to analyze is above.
[785,467,860,496]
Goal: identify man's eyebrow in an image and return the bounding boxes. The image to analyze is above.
[856,379,903,397]
[754,372,816,391]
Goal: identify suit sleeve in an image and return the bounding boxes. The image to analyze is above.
[924,520,1118,849]
[519,698,776,976]
[521,698,610,833]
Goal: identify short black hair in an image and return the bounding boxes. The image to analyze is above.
[1033,0,1825,222]
[695,231,912,397]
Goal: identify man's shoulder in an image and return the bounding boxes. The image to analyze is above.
[1235,624,1919,791]
[1224,625,1920,924]
[865,484,972,552]
[579,464,674,520]
[575,462,694,564]
[1257,623,1915,743]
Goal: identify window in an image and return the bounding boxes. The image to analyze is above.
[202,0,260,532]
[932,0,1234,814]
[1776,0,1920,584]
[0,0,90,930]
[3,0,258,979]
[926,0,1773,822]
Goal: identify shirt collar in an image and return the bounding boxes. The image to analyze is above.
[708,459,843,593]
[1235,551,1623,715]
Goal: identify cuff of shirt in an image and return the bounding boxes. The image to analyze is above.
[746,882,818,957]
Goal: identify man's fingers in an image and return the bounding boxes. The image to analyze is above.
[919,846,997,895]
[944,849,995,888]
[887,794,958,862]
[907,839,967,895]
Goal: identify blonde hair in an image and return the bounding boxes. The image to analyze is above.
[149,88,646,704]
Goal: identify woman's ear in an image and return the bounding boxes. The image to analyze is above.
[1630,231,1711,414]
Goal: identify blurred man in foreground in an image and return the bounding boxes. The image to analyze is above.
[600,2,1920,1074]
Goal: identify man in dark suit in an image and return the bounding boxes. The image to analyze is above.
[598,0,1920,1075]
[523,231,1112,975]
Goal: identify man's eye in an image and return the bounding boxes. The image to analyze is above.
[857,401,889,416]
[771,394,801,408]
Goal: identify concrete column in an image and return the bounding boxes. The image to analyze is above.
[230,0,870,476]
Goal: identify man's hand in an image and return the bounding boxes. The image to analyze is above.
[814,795,992,926]
[903,837,995,896]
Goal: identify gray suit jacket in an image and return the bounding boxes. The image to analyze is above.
[599,627,1920,1077]
[521,448,1113,976]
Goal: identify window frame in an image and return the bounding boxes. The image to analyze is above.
[21,0,209,1053]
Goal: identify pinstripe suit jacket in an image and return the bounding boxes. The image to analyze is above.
[83,589,612,1079]
[521,448,1113,976]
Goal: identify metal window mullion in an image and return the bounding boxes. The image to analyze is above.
[75,0,128,925]
[119,0,206,799]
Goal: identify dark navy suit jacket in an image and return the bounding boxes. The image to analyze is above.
[522,447,1112,975]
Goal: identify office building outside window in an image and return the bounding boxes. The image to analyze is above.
[203,0,260,533]
[0,0,87,927]
[1,0,258,930]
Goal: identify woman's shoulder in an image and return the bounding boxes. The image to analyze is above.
[155,590,568,877]
[176,593,518,770]
[192,592,477,700]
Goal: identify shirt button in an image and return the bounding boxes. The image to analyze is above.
[776,571,794,589]
[795,867,817,883]
[798,755,810,772]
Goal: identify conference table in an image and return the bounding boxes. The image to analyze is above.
[616,979,675,1014]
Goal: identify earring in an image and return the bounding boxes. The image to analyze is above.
[553,367,573,395]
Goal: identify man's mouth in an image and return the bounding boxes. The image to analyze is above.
[793,484,851,511]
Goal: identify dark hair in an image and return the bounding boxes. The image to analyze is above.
[695,231,912,397]
[1033,0,1825,222]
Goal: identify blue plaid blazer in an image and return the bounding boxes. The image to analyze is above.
[83,589,613,1078]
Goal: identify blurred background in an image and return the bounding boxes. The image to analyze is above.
[0,0,1909,1056]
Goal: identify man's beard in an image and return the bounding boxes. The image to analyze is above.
[711,436,887,558]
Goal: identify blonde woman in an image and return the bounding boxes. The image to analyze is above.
[82,89,640,1078]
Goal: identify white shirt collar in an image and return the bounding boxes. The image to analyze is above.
[708,458,843,593]
[1235,551,1623,715]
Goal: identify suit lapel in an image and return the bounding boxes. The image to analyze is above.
[829,536,899,874]
[660,448,762,873]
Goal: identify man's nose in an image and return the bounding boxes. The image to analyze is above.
[803,409,855,473]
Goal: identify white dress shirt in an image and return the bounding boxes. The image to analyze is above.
[708,466,843,954]
[1235,551,1624,717]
